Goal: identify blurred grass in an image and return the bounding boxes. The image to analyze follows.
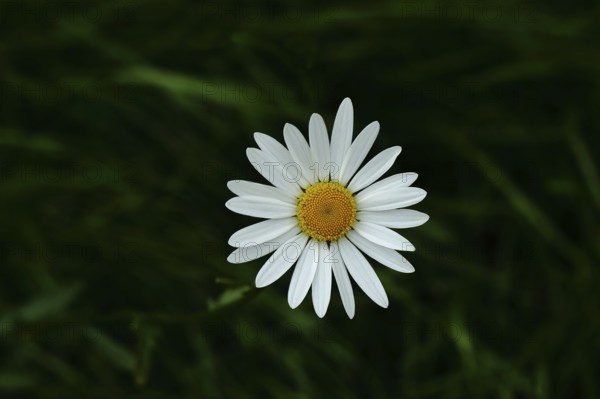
[1,0,599,398]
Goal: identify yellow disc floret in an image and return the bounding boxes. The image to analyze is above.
[296,182,357,242]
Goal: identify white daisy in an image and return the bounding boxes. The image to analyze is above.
[226,98,428,318]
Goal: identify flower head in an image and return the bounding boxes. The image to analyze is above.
[226,98,428,318]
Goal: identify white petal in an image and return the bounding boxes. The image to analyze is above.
[356,173,419,201]
[228,217,297,247]
[309,113,331,182]
[357,187,427,212]
[225,196,296,219]
[339,121,379,185]
[227,227,300,264]
[283,123,316,186]
[255,233,309,288]
[357,210,430,229]
[254,133,310,188]
[353,222,415,251]
[338,237,389,308]
[330,98,353,181]
[247,148,302,197]
[347,230,415,273]
[330,241,355,319]
[227,180,296,205]
[348,146,402,193]
[312,241,332,318]
[287,239,319,308]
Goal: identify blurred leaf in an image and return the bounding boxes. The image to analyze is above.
[0,373,35,391]
[87,327,136,372]
[0,129,63,152]
[11,285,82,322]
[566,113,600,210]
[117,66,254,107]
[134,324,160,386]
[207,285,251,311]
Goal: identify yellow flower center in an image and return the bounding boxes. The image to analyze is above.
[296,182,357,242]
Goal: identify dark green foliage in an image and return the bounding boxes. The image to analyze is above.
[1,0,599,397]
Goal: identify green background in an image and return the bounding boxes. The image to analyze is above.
[1,0,599,398]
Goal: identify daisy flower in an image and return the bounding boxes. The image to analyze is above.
[226,98,428,318]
